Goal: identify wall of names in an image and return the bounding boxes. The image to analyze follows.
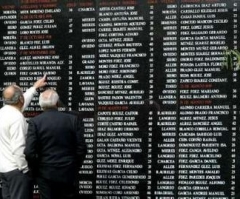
[0,0,240,198]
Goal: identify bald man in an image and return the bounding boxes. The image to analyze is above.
[0,75,47,199]
[25,89,87,199]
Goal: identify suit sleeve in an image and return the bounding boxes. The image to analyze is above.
[75,117,87,167]
[24,120,39,172]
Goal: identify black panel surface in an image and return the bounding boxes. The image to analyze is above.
[0,0,240,198]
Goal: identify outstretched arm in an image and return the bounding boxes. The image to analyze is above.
[22,74,47,111]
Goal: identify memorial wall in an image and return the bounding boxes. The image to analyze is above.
[0,0,240,198]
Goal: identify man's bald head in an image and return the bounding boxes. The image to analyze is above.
[3,85,24,105]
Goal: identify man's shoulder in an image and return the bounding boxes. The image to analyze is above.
[0,105,23,118]
[29,110,81,124]
[0,108,24,128]
[32,110,77,120]
[28,111,48,122]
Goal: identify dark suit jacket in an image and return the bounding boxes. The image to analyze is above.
[24,109,87,183]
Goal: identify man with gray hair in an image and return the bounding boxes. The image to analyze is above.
[24,89,87,199]
[0,75,47,199]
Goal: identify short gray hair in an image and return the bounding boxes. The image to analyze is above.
[39,89,59,108]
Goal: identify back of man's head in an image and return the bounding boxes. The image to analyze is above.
[3,85,24,106]
[39,89,59,109]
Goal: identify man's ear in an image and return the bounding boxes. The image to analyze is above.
[19,95,24,104]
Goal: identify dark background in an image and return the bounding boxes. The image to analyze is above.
[0,0,240,198]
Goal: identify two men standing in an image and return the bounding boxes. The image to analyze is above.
[0,77,87,199]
